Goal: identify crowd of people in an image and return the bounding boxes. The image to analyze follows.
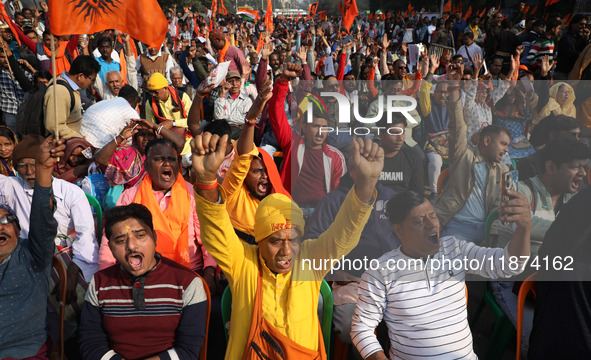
[1,0,591,359]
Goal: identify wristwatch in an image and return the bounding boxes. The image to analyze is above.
[172,120,177,127]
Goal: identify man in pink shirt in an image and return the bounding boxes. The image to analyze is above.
[209,29,246,75]
[98,138,218,291]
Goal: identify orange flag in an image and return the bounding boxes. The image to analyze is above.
[463,6,472,20]
[443,0,452,13]
[0,2,20,45]
[564,12,572,26]
[408,4,414,13]
[219,0,228,16]
[318,10,327,20]
[456,0,463,14]
[255,34,264,53]
[342,0,358,32]
[478,8,486,18]
[48,0,166,48]
[209,0,218,30]
[523,5,530,14]
[545,0,559,6]
[308,2,318,18]
[265,0,273,33]
[531,5,538,14]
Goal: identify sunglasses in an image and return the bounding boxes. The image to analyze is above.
[0,214,18,225]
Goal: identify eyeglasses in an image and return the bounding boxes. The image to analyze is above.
[84,74,97,82]
[397,66,406,70]
[0,214,18,225]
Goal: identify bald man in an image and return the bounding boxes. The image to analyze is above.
[94,68,138,100]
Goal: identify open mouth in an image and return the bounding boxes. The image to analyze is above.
[127,253,144,271]
[0,234,10,246]
[161,169,173,182]
[276,258,291,270]
[258,181,269,194]
[428,232,439,246]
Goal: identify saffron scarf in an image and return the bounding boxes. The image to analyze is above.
[218,40,231,64]
[134,174,191,268]
[43,41,71,76]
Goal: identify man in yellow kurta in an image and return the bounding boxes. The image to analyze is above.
[191,99,384,358]
[221,95,289,243]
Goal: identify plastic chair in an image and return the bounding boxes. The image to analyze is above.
[516,273,537,360]
[319,280,333,358]
[85,193,103,244]
[194,273,211,360]
[52,255,67,360]
[436,168,450,196]
[221,280,333,357]
[470,210,515,360]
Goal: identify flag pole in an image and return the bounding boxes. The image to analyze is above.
[50,34,59,141]
[0,40,14,80]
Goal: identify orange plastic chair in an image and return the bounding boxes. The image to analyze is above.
[437,168,450,196]
[52,255,67,360]
[516,272,537,360]
[194,273,211,360]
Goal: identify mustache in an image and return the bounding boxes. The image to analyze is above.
[0,231,12,239]
[126,251,144,258]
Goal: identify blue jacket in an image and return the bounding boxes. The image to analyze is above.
[0,183,57,358]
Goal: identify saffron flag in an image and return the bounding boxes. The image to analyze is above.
[342,0,358,33]
[307,2,318,18]
[463,6,472,20]
[443,0,452,13]
[48,0,167,48]
[265,0,273,33]
[0,2,20,45]
[531,5,538,14]
[209,0,217,29]
[318,10,327,20]
[455,0,463,14]
[408,4,413,13]
[255,33,264,53]
[219,0,228,16]
[545,0,560,5]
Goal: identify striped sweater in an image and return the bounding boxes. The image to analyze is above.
[526,35,555,68]
[79,256,208,360]
[351,236,525,360]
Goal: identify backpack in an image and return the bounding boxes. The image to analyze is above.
[16,79,75,137]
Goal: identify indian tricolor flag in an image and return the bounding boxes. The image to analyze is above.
[238,8,260,21]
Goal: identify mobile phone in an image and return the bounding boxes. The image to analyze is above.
[502,170,519,202]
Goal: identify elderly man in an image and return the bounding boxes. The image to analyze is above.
[208,29,246,74]
[170,66,193,99]
[0,136,65,359]
[213,70,253,139]
[192,120,383,359]
[350,189,532,360]
[145,72,192,153]
[98,138,217,290]
[0,135,97,283]
[136,46,176,88]
[80,203,208,360]
[94,67,139,100]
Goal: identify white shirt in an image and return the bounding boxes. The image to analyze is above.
[457,43,483,67]
[93,53,139,100]
[213,91,253,126]
[79,97,140,149]
[0,175,98,281]
[351,236,525,360]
